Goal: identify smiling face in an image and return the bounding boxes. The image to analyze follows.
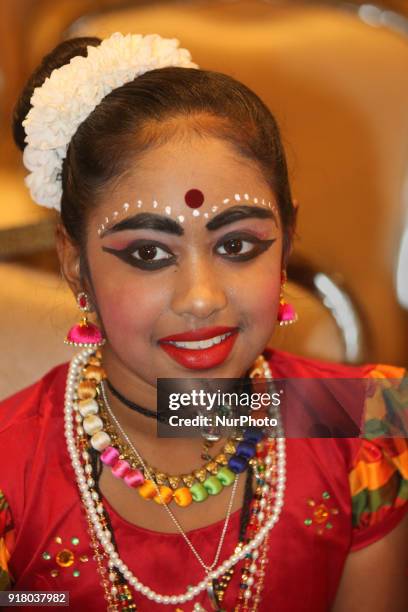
[68,134,284,393]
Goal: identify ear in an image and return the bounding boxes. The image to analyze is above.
[55,223,82,298]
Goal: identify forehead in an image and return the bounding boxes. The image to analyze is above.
[93,136,277,233]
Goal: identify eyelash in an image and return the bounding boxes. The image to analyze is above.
[214,233,276,262]
[102,234,276,270]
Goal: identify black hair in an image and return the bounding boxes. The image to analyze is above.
[13,36,296,263]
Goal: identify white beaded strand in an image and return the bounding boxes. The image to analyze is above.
[64,348,286,605]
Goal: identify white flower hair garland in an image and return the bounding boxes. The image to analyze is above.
[22,32,198,210]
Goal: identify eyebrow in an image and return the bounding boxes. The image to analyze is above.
[100,204,278,238]
[206,205,278,231]
[100,213,184,237]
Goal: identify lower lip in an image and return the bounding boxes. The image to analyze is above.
[159,331,239,370]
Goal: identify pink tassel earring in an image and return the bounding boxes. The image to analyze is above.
[277,271,298,326]
[65,292,105,347]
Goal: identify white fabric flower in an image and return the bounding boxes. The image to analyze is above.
[23,32,198,210]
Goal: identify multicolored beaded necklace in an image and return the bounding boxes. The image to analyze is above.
[78,354,268,509]
[97,388,243,507]
[65,348,286,610]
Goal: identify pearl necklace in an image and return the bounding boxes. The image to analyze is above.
[64,348,286,606]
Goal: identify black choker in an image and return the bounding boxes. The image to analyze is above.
[105,377,253,425]
[105,379,167,423]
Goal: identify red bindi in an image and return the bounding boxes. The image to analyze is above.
[184,188,204,209]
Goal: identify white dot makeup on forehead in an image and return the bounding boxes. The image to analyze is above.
[96,192,278,236]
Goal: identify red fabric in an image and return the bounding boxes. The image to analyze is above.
[0,350,404,611]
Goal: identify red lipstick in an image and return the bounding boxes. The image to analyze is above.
[158,326,239,370]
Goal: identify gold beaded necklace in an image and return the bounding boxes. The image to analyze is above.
[97,396,241,494]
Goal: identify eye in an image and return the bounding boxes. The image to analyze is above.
[216,238,253,256]
[102,240,176,270]
[132,244,172,262]
[214,232,276,263]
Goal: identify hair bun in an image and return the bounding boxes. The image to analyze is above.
[12,37,102,151]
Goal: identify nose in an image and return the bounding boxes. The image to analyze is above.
[170,254,228,320]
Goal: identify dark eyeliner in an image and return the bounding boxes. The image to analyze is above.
[214,231,276,262]
[102,240,176,271]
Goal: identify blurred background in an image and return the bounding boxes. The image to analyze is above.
[0,0,408,398]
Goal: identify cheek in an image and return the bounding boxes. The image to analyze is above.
[230,253,282,324]
[92,272,169,344]
[246,275,281,323]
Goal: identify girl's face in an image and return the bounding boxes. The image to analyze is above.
[85,135,284,386]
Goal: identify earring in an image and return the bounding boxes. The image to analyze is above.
[65,292,105,347]
[277,271,298,326]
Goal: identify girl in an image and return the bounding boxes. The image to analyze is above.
[1,32,407,611]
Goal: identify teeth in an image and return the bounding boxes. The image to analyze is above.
[168,332,233,349]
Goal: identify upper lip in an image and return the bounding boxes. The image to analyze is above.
[158,326,239,343]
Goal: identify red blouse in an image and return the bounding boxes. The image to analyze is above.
[0,349,407,611]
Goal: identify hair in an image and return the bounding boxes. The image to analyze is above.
[13,36,296,263]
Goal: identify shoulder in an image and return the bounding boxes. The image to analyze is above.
[266,347,407,445]
[0,362,69,436]
[0,363,71,579]
[265,347,405,379]
[0,363,70,524]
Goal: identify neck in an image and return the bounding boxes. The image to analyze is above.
[102,382,229,473]
[101,344,159,436]
[100,346,229,467]
[97,345,267,466]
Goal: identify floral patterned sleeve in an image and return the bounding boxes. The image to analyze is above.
[349,364,408,551]
[0,490,15,589]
